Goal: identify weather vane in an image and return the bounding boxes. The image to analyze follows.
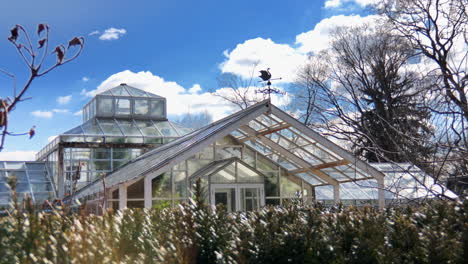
[256,68,285,100]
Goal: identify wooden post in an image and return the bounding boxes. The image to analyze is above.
[118,183,127,210]
[377,177,385,210]
[333,184,340,204]
[144,176,152,209]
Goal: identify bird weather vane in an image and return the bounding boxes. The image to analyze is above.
[256,68,285,100]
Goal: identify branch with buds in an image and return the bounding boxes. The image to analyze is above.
[0,24,84,151]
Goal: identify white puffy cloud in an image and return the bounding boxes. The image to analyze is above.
[73,110,82,116]
[31,110,53,118]
[89,70,288,120]
[0,151,36,161]
[31,109,69,118]
[99,28,126,41]
[295,14,381,54]
[220,38,306,83]
[219,15,381,82]
[188,84,202,94]
[82,76,90,82]
[56,95,72,105]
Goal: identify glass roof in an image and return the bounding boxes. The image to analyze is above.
[71,101,390,200]
[61,118,187,139]
[98,84,164,98]
[315,163,457,200]
[0,162,55,208]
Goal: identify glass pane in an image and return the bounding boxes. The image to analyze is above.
[155,121,179,137]
[136,120,161,137]
[97,98,113,116]
[152,172,171,198]
[26,163,45,171]
[0,171,6,181]
[134,99,149,115]
[5,162,25,170]
[112,87,130,96]
[90,99,95,118]
[150,100,164,117]
[31,183,53,192]
[93,148,110,159]
[211,164,236,183]
[112,149,131,159]
[264,171,279,196]
[240,188,259,211]
[90,161,111,171]
[7,171,28,182]
[98,119,123,136]
[237,162,263,183]
[216,146,242,159]
[187,160,211,176]
[118,120,143,136]
[82,120,103,135]
[28,171,48,182]
[0,183,10,192]
[127,87,148,97]
[16,182,30,192]
[174,171,187,198]
[214,188,236,212]
[0,193,10,204]
[281,177,301,197]
[63,125,84,135]
[115,99,131,115]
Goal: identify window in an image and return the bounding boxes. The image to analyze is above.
[134,99,149,115]
[115,99,131,115]
[97,98,113,116]
[150,100,164,117]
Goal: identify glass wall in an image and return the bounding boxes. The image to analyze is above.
[0,162,55,208]
[83,96,166,121]
[63,147,142,195]
[141,135,309,209]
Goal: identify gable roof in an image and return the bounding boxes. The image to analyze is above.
[73,100,386,199]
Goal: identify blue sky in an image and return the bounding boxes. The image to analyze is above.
[0,0,377,159]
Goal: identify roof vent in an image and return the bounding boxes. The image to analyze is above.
[120,83,127,86]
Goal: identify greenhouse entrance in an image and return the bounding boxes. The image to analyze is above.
[211,184,265,212]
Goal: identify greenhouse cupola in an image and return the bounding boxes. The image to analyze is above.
[82,83,167,122]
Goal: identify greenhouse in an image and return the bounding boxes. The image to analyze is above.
[71,98,455,213]
[0,85,455,211]
[34,84,191,200]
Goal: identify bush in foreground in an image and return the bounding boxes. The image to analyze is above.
[0,196,466,263]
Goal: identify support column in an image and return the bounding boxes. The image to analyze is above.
[333,184,340,204]
[118,183,127,210]
[144,176,152,209]
[57,145,64,198]
[377,177,385,210]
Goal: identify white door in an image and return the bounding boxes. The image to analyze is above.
[211,184,264,211]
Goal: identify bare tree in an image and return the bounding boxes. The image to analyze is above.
[380,0,467,194]
[293,24,436,170]
[381,0,467,120]
[0,24,84,151]
[213,62,268,110]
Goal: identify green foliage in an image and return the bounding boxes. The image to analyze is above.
[0,193,466,263]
